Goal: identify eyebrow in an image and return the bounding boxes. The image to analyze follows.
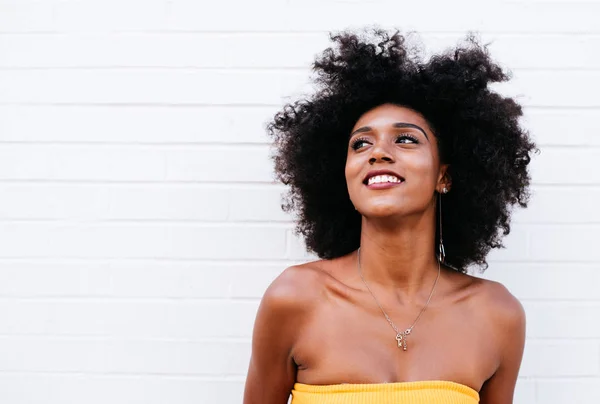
[350,122,429,140]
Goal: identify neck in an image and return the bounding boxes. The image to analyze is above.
[355,207,441,303]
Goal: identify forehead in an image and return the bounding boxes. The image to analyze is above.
[352,103,430,132]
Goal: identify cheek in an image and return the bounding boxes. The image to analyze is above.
[344,155,365,199]
[401,153,440,197]
[404,151,437,177]
[344,153,360,180]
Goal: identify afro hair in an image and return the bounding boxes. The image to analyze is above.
[268,28,537,272]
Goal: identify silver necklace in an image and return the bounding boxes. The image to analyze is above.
[356,247,441,351]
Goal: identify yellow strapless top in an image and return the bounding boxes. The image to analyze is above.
[291,380,480,404]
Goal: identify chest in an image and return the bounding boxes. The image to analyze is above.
[292,295,499,392]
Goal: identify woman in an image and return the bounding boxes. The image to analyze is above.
[243,29,536,404]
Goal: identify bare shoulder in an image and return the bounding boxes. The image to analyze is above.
[259,261,330,322]
[473,278,527,401]
[471,276,527,365]
[476,277,526,326]
[445,270,525,335]
[243,262,331,403]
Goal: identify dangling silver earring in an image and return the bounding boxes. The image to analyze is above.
[438,187,448,263]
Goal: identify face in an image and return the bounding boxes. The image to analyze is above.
[345,103,449,219]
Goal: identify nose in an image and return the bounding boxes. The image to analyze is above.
[368,142,395,165]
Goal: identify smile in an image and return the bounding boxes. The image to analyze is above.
[367,175,402,185]
[365,175,405,189]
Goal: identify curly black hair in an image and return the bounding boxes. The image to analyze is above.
[268,28,537,272]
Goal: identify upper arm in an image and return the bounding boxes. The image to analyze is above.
[479,283,527,404]
[243,266,320,404]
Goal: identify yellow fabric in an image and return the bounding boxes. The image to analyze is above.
[291,380,479,404]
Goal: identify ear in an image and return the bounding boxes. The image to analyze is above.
[437,163,452,193]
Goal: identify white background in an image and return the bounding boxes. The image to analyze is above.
[0,0,599,403]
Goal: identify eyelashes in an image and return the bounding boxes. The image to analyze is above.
[350,133,420,150]
[350,137,372,150]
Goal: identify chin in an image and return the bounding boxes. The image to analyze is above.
[362,206,408,218]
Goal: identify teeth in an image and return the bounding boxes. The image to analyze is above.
[367,175,401,185]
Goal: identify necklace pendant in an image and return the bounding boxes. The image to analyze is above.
[395,333,408,350]
[396,332,409,351]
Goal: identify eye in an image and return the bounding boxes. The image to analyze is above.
[350,136,370,150]
[396,133,419,144]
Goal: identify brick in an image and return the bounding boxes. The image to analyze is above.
[228,186,292,222]
[0,300,259,338]
[0,184,231,221]
[106,185,231,221]
[482,263,600,301]
[522,108,600,146]
[0,145,167,181]
[0,105,275,143]
[0,374,244,404]
[0,223,288,259]
[0,261,292,299]
[529,225,600,262]
[496,71,600,108]
[537,378,600,404]
[523,302,600,339]
[0,184,111,220]
[0,33,326,68]
[0,1,55,33]
[229,265,286,298]
[168,1,600,34]
[471,34,600,70]
[164,146,275,182]
[519,340,600,377]
[0,69,310,105]
[0,262,115,297]
[419,34,600,70]
[0,0,169,33]
[0,145,274,182]
[52,0,168,32]
[0,336,250,374]
[0,261,246,298]
[512,187,600,224]
[530,148,599,185]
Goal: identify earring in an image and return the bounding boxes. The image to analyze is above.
[438,189,446,263]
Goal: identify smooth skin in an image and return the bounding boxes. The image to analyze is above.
[243,104,526,404]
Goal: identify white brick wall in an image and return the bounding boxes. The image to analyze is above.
[0,0,598,403]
